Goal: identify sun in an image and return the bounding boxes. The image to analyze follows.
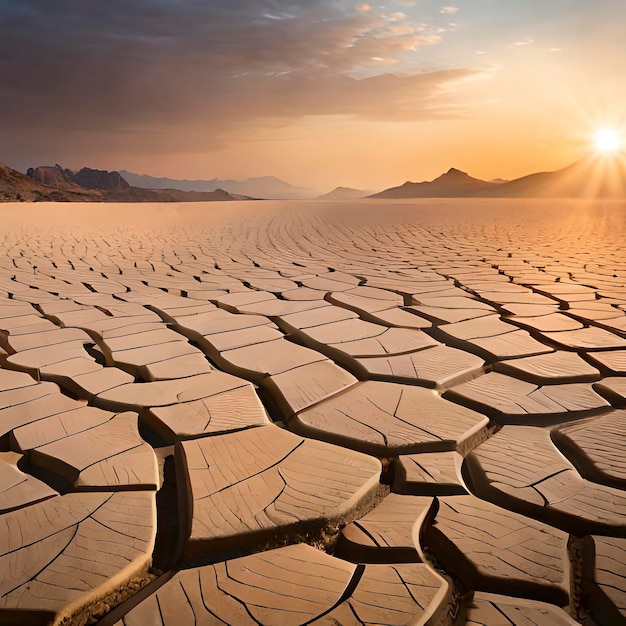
[593,127,622,154]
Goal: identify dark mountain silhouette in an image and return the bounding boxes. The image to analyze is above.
[11,164,246,202]
[371,155,626,199]
[120,171,320,199]
[370,168,495,198]
[316,186,374,200]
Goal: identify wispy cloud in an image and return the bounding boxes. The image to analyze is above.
[440,6,460,14]
[0,0,484,167]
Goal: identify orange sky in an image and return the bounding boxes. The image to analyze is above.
[1,1,624,192]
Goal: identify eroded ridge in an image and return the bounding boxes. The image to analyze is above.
[0,199,625,624]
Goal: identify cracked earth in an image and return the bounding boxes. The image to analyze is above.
[0,199,624,625]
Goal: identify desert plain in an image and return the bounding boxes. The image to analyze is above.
[0,198,625,625]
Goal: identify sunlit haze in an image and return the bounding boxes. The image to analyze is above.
[594,128,622,155]
[1,1,626,191]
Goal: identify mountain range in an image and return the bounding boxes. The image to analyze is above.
[2,155,625,203]
[119,171,320,200]
[316,186,374,200]
[371,155,626,199]
[0,164,244,202]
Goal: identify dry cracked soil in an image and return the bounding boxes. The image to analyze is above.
[0,198,624,626]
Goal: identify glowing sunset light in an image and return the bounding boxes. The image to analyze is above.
[594,127,622,154]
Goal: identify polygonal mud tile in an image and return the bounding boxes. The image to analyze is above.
[218,338,328,383]
[336,494,434,563]
[116,544,449,626]
[263,360,358,416]
[363,307,433,329]
[30,412,158,490]
[302,319,439,358]
[96,371,244,411]
[177,425,381,560]
[5,343,93,378]
[581,535,626,625]
[0,491,156,624]
[279,304,359,330]
[193,324,284,352]
[408,297,496,325]
[446,372,609,423]
[0,451,57,513]
[506,312,584,332]
[328,286,404,313]
[542,327,626,350]
[41,359,135,398]
[147,379,269,441]
[424,494,570,605]
[493,351,600,384]
[231,298,328,317]
[438,315,552,359]
[11,405,114,451]
[292,381,489,456]
[301,272,361,292]
[0,313,58,336]
[460,591,579,625]
[356,344,484,389]
[317,561,449,625]
[552,411,626,490]
[465,426,626,535]
[394,451,467,495]
[593,377,626,407]
[586,349,626,374]
[0,381,87,438]
[6,327,92,352]
[0,368,39,392]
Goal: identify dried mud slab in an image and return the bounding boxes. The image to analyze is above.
[593,376,626,407]
[394,451,467,495]
[146,382,270,440]
[424,494,571,605]
[493,351,600,384]
[0,491,156,624]
[552,410,626,489]
[460,591,579,625]
[465,426,626,535]
[177,425,381,560]
[292,380,489,456]
[356,344,485,389]
[437,315,553,360]
[581,535,626,625]
[116,543,448,626]
[0,451,56,513]
[336,493,434,563]
[29,411,158,490]
[446,371,609,423]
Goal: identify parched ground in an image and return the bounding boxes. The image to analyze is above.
[0,198,624,626]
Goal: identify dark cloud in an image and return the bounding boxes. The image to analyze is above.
[0,0,481,166]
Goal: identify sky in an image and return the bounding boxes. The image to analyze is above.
[1,0,625,191]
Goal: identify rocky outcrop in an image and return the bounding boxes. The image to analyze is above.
[72,167,131,190]
[1,163,100,201]
[1,162,246,202]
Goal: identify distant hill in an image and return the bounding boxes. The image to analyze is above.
[316,186,375,200]
[371,168,495,199]
[0,163,99,201]
[120,171,320,199]
[489,155,626,198]
[371,156,626,199]
[12,165,243,202]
